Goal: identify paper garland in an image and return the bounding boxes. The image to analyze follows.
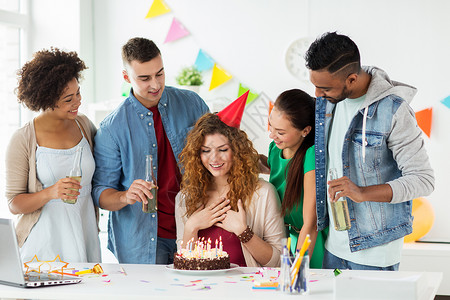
[194,49,215,72]
[145,0,447,142]
[145,0,171,19]
[164,18,190,43]
[145,2,258,95]
[441,95,450,109]
[209,63,233,90]
[238,83,259,105]
[415,107,432,138]
[121,82,131,97]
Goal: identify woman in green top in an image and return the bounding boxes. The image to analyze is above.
[260,89,326,268]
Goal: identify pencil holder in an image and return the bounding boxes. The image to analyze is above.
[280,254,309,295]
[292,255,309,295]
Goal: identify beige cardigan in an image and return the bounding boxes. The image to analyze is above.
[5,114,97,247]
[175,179,285,267]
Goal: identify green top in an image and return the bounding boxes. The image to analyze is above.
[268,142,327,268]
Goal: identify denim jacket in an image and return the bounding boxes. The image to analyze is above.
[92,86,209,263]
[315,66,434,252]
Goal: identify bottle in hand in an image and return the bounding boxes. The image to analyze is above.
[328,167,351,231]
[143,154,158,213]
[63,146,82,204]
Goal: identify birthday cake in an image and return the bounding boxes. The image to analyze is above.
[173,238,230,270]
[173,248,230,270]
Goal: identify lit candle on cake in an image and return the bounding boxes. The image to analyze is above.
[215,239,218,257]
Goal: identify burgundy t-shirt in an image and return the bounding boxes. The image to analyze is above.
[198,225,247,267]
[149,106,181,239]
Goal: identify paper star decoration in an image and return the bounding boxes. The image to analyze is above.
[23,255,69,274]
[23,255,42,274]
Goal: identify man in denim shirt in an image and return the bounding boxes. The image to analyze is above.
[305,32,434,270]
[92,38,209,264]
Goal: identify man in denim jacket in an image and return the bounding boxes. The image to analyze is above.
[93,38,209,264]
[305,32,434,270]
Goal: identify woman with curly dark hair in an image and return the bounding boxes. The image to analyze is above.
[175,112,284,267]
[5,48,101,263]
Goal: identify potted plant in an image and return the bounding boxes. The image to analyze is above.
[176,66,203,93]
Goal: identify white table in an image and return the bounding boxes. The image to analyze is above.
[0,263,442,300]
[401,242,450,295]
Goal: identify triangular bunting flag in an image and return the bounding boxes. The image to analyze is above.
[268,101,274,131]
[441,95,450,109]
[217,91,249,128]
[209,64,232,90]
[415,107,432,138]
[194,49,215,72]
[238,83,259,105]
[164,18,190,43]
[121,81,131,97]
[145,0,171,19]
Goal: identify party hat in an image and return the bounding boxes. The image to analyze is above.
[217,91,249,128]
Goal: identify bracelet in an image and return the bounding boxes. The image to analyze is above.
[237,226,254,243]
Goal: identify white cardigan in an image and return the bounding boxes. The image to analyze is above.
[175,179,285,267]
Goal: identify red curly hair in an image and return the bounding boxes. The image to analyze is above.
[179,113,260,217]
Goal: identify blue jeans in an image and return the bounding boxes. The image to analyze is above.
[323,249,399,271]
[155,237,177,265]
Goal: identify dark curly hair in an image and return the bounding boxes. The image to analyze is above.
[305,32,361,77]
[16,48,87,112]
[122,37,161,67]
[179,113,260,217]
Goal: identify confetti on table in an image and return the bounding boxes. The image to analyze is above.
[254,281,278,288]
[140,280,151,283]
[191,280,203,283]
[252,286,277,290]
[224,281,237,283]
[195,286,211,291]
[334,268,342,276]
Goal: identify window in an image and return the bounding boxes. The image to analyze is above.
[0,1,28,218]
[0,0,20,12]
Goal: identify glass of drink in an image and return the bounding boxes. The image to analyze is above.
[328,168,351,231]
[143,155,158,213]
[63,146,82,204]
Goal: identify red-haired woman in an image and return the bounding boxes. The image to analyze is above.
[175,113,284,267]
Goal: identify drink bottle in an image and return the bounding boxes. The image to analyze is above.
[328,168,351,231]
[63,146,82,204]
[143,155,158,213]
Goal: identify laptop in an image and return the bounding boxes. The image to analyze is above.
[0,218,82,288]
